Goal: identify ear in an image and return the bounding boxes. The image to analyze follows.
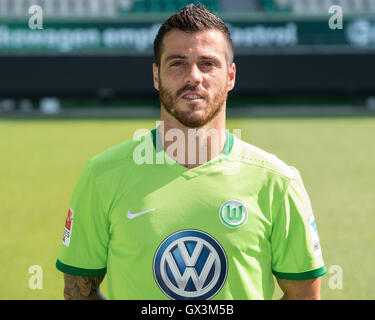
[153,63,160,91]
[227,62,236,92]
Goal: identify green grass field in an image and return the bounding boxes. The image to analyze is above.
[1,117,374,299]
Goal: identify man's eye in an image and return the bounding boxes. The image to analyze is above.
[202,62,214,67]
[171,61,183,67]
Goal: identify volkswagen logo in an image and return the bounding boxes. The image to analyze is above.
[153,230,228,300]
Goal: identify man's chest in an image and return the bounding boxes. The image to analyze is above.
[107,173,273,253]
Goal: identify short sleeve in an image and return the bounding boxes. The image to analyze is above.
[270,167,326,280]
[56,162,109,276]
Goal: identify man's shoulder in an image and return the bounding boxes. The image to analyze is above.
[230,136,298,180]
[86,130,152,176]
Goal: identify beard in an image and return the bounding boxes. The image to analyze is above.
[159,79,228,128]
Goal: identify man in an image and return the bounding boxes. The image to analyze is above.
[56,4,326,300]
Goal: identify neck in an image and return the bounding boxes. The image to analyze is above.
[159,106,227,168]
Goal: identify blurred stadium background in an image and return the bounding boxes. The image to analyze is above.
[0,0,374,300]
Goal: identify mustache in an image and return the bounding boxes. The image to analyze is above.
[177,84,203,97]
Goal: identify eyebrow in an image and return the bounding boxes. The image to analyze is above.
[164,54,221,64]
[164,55,187,63]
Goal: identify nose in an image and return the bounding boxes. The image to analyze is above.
[185,63,203,85]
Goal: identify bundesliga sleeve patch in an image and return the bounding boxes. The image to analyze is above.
[62,208,74,247]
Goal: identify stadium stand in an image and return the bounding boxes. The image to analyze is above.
[268,0,375,13]
[1,0,375,17]
[0,0,132,16]
[0,0,219,16]
[0,0,374,104]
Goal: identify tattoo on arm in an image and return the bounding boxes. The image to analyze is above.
[63,274,105,300]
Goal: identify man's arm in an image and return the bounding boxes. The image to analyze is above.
[63,274,106,300]
[276,277,322,300]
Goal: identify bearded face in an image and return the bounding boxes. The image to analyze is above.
[153,29,235,128]
[158,78,228,128]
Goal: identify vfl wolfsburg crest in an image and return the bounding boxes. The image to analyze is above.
[219,200,248,228]
[153,230,228,300]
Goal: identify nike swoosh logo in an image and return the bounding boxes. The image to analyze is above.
[127,208,156,219]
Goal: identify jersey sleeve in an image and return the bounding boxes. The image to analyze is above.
[56,161,109,276]
[270,167,326,280]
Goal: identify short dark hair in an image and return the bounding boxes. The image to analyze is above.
[153,3,234,67]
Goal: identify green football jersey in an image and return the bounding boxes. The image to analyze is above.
[56,127,326,300]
